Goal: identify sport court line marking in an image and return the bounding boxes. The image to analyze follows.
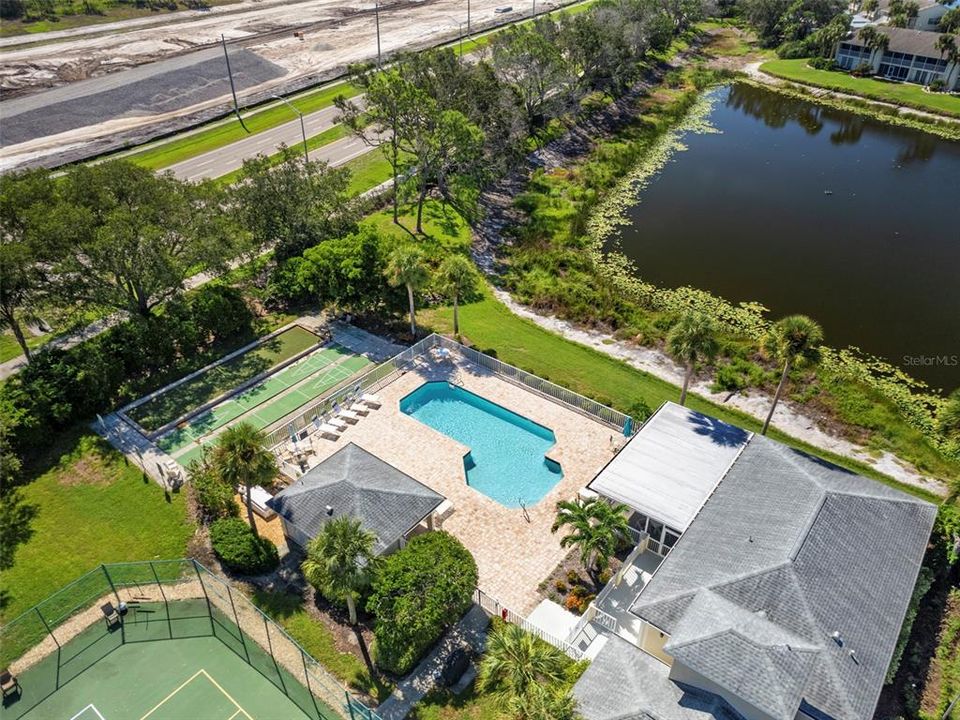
[69,704,106,720]
[139,669,252,720]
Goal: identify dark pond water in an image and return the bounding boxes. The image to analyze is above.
[612,83,960,391]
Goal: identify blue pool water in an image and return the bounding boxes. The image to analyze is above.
[400,382,563,508]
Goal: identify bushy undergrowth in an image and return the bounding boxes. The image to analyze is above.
[209,518,279,575]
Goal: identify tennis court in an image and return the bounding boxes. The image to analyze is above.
[155,346,372,468]
[3,626,321,720]
[0,562,355,720]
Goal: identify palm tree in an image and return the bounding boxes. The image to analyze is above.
[760,315,824,436]
[935,34,957,85]
[551,497,631,579]
[385,245,429,337]
[210,423,276,537]
[436,254,479,338]
[506,682,579,720]
[302,516,377,625]
[858,26,889,68]
[666,311,719,406]
[477,623,568,709]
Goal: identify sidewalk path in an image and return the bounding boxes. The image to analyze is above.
[376,605,490,720]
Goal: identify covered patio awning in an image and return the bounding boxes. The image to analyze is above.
[588,403,750,532]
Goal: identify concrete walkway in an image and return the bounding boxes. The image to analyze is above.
[376,605,490,720]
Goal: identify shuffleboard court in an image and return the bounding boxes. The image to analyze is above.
[127,326,321,432]
[158,351,373,468]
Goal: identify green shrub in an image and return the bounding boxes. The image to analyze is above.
[210,518,279,575]
[776,41,809,59]
[367,531,477,675]
[188,456,239,523]
[808,56,836,70]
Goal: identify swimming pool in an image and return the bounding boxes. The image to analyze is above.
[400,381,563,508]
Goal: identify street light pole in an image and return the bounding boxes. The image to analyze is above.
[532,0,536,18]
[459,22,464,57]
[271,95,309,163]
[467,0,471,35]
[375,0,382,67]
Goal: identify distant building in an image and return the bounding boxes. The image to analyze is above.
[871,0,959,31]
[835,26,960,89]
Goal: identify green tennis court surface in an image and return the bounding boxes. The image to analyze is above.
[1,613,330,720]
[127,326,321,433]
[156,348,372,466]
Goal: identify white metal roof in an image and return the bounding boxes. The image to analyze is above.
[589,402,751,532]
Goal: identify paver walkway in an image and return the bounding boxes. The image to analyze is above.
[376,605,490,720]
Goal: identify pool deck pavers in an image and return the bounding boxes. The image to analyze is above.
[298,354,623,614]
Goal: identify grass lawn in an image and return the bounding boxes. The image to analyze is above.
[0,431,194,622]
[344,150,397,195]
[124,81,361,171]
[360,199,473,256]
[0,332,48,364]
[251,590,393,703]
[125,324,318,432]
[761,59,960,118]
[419,283,941,504]
[410,683,502,720]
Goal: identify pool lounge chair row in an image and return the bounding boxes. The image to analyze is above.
[312,393,382,440]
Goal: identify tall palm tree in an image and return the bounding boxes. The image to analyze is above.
[385,245,429,337]
[935,34,957,85]
[302,516,378,625]
[477,623,568,708]
[666,311,719,406]
[858,26,889,68]
[436,254,479,338]
[551,497,631,579]
[210,423,276,537]
[760,315,824,436]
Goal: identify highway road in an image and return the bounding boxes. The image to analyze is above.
[167,96,371,180]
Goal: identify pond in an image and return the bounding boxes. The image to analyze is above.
[611,83,960,391]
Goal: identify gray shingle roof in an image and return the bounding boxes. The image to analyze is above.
[629,435,937,720]
[267,443,444,553]
[848,26,952,58]
[573,635,745,720]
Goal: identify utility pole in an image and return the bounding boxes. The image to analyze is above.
[271,95,309,163]
[459,22,464,57]
[532,0,536,19]
[467,0,471,35]
[221,34,249,132]
[375,0,382,67]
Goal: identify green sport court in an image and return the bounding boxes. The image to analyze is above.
[154,344,372,468]
[1,599,339,720]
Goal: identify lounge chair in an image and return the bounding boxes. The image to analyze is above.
[101,602,121,629]
[327,417,349,431]
[334,404,361,424]
[317,423,342,440]
[1,669,20,699]
[349,402,370,417]
[359,393,382,409]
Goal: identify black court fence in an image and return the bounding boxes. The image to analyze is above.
[0,560,383,720]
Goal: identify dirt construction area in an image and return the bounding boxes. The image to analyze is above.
[0,0,557,171]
